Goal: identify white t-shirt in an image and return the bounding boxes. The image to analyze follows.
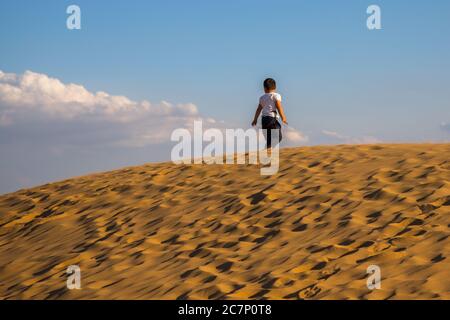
[259,92,282,117]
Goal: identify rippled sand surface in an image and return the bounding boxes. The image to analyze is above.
[0,144,449,299]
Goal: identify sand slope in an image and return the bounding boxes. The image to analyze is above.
[0,144,449,300]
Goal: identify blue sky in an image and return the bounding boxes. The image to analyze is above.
[0,0,449,193]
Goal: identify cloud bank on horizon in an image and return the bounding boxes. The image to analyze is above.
[0,70,203,146]
[321,130,381,145]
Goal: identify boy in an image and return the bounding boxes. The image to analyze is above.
[251,78,288,148]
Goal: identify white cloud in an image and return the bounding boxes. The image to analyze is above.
[0,70,211,148]
[284,126,308,143]
[322,129,381,144]
[0,70,198,123]
[322,130,347,140]
[441,122,450,133]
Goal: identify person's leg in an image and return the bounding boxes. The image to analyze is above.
[266,127,272,149]
[269,118,281,148]
[262,117,272,149]
[262,116,282,149]
[275,120,282,145]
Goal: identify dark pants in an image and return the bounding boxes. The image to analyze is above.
[262,116,282,148]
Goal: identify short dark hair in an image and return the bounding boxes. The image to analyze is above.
[263,78,276,90]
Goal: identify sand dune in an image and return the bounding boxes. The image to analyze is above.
[0,144,449,300]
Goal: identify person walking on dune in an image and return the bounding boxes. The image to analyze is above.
[251,78,288,149]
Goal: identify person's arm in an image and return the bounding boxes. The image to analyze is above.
[275,100,288,124]
[251,104,263,126]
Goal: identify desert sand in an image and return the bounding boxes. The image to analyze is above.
[0,143,449,300]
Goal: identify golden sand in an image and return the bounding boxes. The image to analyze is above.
[0,144,449,299]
